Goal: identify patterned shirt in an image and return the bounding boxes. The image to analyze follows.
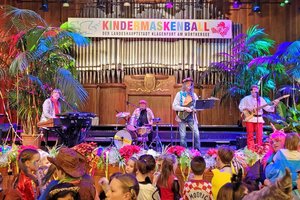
[183,179,213,200]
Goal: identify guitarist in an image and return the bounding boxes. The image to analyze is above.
[172,77,200,150]
[238,85,279,151]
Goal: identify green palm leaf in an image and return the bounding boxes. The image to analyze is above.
[55,68,88,104]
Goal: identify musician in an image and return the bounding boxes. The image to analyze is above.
[172,77,200,150]
[40,89,62,122]
[131,100,154,141]
[239,85,279,151]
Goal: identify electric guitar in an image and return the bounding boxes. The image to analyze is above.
[241,94,290,121]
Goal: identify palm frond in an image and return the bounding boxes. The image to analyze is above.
[0,6,46,38]
[55,68,88,104]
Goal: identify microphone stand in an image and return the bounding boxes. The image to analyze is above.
[256,92,260,147]
[126,101,139,109]
[60,98,78,113]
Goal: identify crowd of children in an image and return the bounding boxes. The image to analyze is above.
[0,131,299,200]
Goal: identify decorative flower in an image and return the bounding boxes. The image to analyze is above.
[190,149,201,158]
[103,147,122,165]
[119,145,141,162]
[166,146,186,157]
[206,148,218,158]
[253,142,270,156]
[72,142,99,175]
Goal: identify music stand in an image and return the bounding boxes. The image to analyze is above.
[195,99,216,110]
[191,99,216,148]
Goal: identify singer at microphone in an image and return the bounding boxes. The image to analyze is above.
[40,88,62,122]
[238,84,277,151]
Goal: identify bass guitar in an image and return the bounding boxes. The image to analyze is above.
[241,94,290,121]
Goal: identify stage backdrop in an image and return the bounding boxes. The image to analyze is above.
[80,74,240,125]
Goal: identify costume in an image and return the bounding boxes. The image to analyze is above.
[137,179,160,200]
[238,95,274,150]
[265,149,300,188]
[15,171,38,200]
[182,179,213,200]
[172,91,200,150]
[157,175,181,200]
[40,98,61,122]
[211,169,232,199]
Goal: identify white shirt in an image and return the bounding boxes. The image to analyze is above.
[239,95,275,123]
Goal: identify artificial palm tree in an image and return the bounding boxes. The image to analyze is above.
[0,5,90,136]
[209,25,282,102]
[249,39,300,132]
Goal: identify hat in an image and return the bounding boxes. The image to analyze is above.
[251,85,259,90]
[139,100,147,104]
[47,147,86,178]
[182,77,194,83]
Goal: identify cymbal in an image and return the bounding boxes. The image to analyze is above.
[116,112,130,118]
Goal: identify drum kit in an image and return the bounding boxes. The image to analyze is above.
[114,111,152,149]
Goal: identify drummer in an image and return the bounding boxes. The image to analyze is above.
[131,100,155,142]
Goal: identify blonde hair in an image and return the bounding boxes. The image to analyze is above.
[113,173,139,200]
[284,132,300,151]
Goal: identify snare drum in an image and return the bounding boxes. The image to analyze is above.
[126,116,137,132]
[137,125,152,136]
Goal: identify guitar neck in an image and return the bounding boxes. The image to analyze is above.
[255,95,290,111]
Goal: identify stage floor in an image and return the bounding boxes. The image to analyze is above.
[1,124,273,152]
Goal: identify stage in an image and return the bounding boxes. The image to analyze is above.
[34,124,274,151]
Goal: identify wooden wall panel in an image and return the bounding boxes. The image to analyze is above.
[98,84,126,125]
[79,84,99,114]
[127,95,172,124]
[77,75,240,125]
[125,74,176,124]
[199,85,240,125]
[3,1,300,44]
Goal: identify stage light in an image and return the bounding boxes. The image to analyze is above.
[195,0,203,10]
[233,0,241,9]
[165,1,173,9]
[280,0,292,7]
[97,0,105,9]
[252,0,261,13]
[124,1,131,7]
[62,0,69,7]
[40,0,49,12]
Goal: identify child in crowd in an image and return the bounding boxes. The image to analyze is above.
[37,149,51,193]
[136,154,160,200]
[39,147,96,200]
[292,170,300,200]
[217,169,248,200]
[47,182,80,200]
[182,156,213,200]
[243,168,293,200]
[98,172,122,199]
[5,148,40,200]
[211,145,234,199]
[125,157,138,175]
[265,132,300,187]
[156,154,180,200]
[106,173,139,200]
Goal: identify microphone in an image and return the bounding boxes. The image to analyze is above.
[60,97,66,102]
